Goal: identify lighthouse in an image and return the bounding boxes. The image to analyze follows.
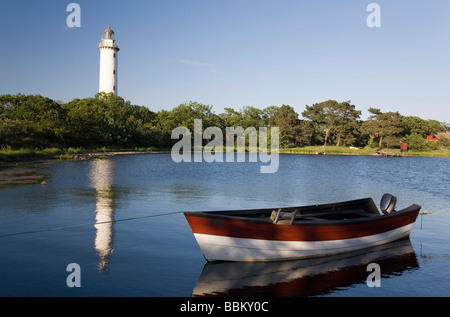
[98,26,119,95]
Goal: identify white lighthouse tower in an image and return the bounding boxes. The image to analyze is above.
[98,26,119,95]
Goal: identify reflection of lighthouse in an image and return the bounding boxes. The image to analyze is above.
[91,159,115,272]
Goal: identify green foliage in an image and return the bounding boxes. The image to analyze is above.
[302,100,361,147]
[361,108,402,149]
[269,105,300,147]
[401,116,444,137]
[0,147,68,161]
[1,93,448,154]
[405,133,431,151]
[0,93,67,148]
[62,92,160,148]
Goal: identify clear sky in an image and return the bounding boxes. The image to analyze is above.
[1,0,449,122]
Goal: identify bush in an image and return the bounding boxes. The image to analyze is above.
[437,138,450,148]
[405,133,428,151]
[383,135,402,149]
[67,147,84,154]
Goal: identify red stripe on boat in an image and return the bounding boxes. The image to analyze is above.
[185,209,419,242]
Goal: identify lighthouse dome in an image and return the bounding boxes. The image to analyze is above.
[104,26,114,34]
[103,26,115,40]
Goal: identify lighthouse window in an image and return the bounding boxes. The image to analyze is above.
[113,53,116,58]
[113,70,115,74]
[113,86,116,91]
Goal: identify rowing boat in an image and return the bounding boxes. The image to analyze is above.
[184,194,421,262]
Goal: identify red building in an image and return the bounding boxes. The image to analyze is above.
[427,132,450,141]
[426,134,439,141]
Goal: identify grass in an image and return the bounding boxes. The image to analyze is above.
[403,149,450,157]
[279,146,450,157]
[0,147,84,162]
[1,145,449,163]
[279,146,375,156]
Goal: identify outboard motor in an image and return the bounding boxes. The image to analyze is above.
[380,193,397,214]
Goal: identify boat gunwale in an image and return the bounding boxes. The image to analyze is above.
[184,198,421,227]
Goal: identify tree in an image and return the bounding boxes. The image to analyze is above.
[302,100,361,146]
[330,101,361,146]
[302,101,324,146]
[362,108,402,149]
[130,105,159,147]
[240,106,265,129]
[165,101,221,130]
[63,96,109,147]
[269,105,301,147]
[0,93,67,147]
[63,93,159,148]
[401,116,444,137]
[0,118,29,148]
[220,107,243,127]
[261,106,279,127]
[155,101,223,147]
[296,120,316,146]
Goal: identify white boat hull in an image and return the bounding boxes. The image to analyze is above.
[193,223,414,262]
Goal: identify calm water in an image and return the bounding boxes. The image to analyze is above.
[0,153,449,296]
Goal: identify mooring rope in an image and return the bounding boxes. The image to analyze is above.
[0,211,184,238]
[420,210,450,215]
[419,209,450,229]
[2,209,448,238]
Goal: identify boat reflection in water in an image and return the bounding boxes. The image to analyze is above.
[192,239,418,297]
[90,159,115,272]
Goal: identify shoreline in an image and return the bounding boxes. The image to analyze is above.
[0,150,171,167]
[1,147,448,166]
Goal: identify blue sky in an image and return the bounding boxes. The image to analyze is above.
[0,0,449,122]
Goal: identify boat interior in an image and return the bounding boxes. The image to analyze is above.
[202,195,400,225]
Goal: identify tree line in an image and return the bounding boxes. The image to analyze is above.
[0,93,448,151]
